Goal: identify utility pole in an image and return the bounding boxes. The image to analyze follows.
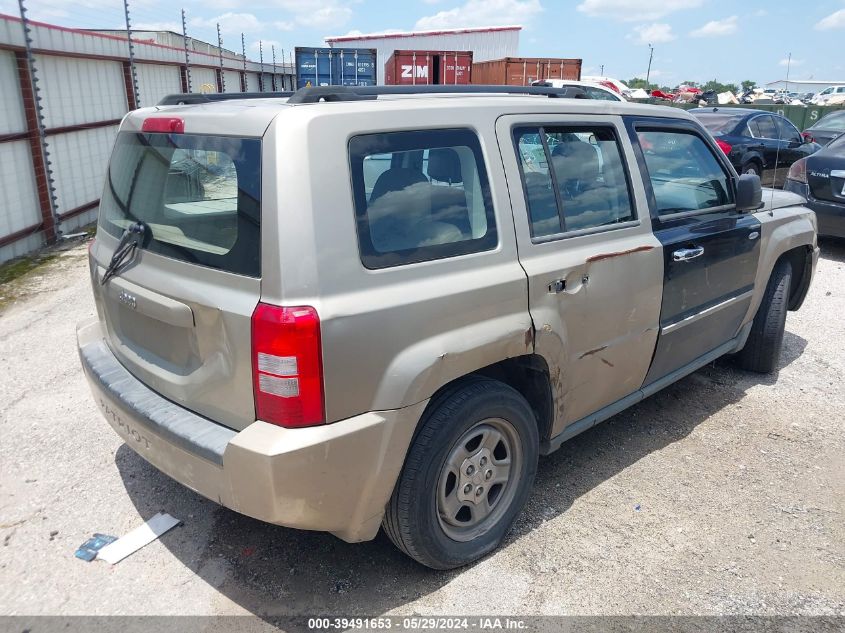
[180,8,191,92]
[122,0,139,107]
[217,22,225,92]
[646,44,654,85]
[600,64,604,76]
[17,0,59,242]
[785,52,792,94]
[241,32,246,92]
[258,39,264,92]
[271,45,276,91]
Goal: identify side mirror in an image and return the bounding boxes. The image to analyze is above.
[736,173,762,211]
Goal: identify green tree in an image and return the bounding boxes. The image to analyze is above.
[741,79,756,91]
[626,77,658,91]
[702,79,740,94]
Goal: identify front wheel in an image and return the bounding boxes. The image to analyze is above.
[736,259,792,373]
[383,378,539,569]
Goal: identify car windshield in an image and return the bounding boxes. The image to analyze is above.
[693,112,746,135]
[813,111,845,132]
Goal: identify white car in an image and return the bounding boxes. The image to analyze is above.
[811,85,845,105]
[530,79,624,101]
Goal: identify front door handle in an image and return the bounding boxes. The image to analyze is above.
[673,246,704,262]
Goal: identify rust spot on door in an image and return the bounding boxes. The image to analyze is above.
[586,245,653,264]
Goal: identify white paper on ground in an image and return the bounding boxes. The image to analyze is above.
[97,512,180,564]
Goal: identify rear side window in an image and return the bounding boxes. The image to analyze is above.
[637,130,733,215]
[748,115,778,139]
[583,86,619,101]
[100,132,261,277]
[514,125,635,238]
[349,129,497,269]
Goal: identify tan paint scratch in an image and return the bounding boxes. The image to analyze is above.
[586,245,654,264]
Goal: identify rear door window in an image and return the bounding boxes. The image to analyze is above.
[100,132,261,277]
[749,115,778,139]
[514,125,635,237]
[349,128,497,269]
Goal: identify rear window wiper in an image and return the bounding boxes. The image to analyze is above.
[100,221,147,285]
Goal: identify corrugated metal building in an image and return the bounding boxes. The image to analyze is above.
[0,14,293,264]
[325,25,520,85]
[765,79,845,93]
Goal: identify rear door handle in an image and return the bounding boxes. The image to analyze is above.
[673,246,704,262]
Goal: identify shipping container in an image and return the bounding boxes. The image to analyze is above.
[384,50,473,85]
[471,57,582,86]
[295,47,377,88]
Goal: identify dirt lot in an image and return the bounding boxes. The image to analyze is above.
[0,237,843,619]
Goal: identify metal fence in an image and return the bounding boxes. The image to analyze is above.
[0,13,294,264]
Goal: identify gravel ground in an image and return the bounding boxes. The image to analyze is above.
[0,237,843,619]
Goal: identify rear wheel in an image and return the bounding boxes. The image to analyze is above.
[383,378,539,569]
[742,160,762,177]
[736,259,792,373]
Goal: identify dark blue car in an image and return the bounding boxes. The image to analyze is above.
[785,134,845,238]
[690,108,821,188]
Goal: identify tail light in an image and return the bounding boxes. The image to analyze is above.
[715,139,732,155]
[801,131,815,144]
[141,117,184,133]
[251,303,324,428]
[786,157,808,184]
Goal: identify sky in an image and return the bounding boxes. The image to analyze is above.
[4,0,845,86]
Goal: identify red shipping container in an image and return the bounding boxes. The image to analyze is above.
[384,50,473,85]
[471,57,582,86]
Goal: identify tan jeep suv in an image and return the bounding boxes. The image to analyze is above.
[78,85,818,569]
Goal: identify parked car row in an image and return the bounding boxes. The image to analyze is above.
[785,134,845,238]
[690,106,844,236]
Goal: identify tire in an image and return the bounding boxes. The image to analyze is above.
[742,160,762,177]
[736,259,792,373]
[383,377,539,569]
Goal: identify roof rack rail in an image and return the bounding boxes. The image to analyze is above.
[285,84,589,104]
[157,91,293,106]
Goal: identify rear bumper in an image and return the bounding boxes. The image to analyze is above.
[783,180,845,238]
[77,317,424,543]
[808,198,845,239]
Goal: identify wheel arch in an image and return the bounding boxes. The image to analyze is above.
[415,355,554,446]
[780,245,815,311]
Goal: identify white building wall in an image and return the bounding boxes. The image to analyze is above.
[0,50,26,134]
[190,67,217,92]
[326,27,520,84]
[135,63,182,108]
[0,15,296,262]
[35,56,126,128]
[222,69,242,92]
[47,125,119,216]
[245,71,259,92]
[0,142,41,238]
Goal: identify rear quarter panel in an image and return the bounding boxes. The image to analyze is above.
[261,105,532,424]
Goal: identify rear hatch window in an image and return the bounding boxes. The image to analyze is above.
[100,132,261,277]
[694,113,745,136]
